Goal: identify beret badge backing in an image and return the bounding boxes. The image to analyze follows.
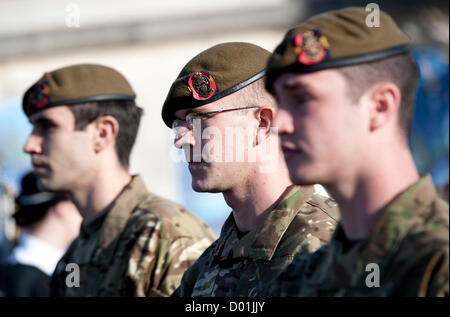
[293,29,329,65]
[29,79,50,109]
[185,71,217,101]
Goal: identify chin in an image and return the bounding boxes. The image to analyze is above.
[288,166,322,186]
[34,175,53,191]
[37,175,72,193]
[191,177,222,193]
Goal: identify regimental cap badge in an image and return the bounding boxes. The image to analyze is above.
[29,79,50,109]
[185,71,217,100]
[293,29,329,65]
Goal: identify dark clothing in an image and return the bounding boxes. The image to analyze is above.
[4,263,51,297]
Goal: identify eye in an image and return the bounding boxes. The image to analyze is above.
[34,121,57,135]
[199,113,214,119]
[44,122,56,130]
[186,113,200,120]
[294,93,311,104]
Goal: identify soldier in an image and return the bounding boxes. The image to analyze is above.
[161,42,339,297]
[22,64,216,296]
[265,7,449,296]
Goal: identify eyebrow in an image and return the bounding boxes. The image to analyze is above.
[281,80,310,92]
[174,110,190,120]
[175,108,208,119]
[30,116,57,126]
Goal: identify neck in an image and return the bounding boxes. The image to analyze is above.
[223,157,292,232]
[71,164,132,223]
[326,144,419,240]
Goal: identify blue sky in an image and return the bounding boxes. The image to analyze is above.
[0,96,32,192]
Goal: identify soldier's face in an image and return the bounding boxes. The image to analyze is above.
[174,96,256,193]
[23,106,95,192]
[272,69,368,186]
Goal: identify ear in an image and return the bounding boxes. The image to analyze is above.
[93,115,120,153]
[255,106,274,145]
[367,82,401,132]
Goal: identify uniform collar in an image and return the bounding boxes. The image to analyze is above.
[328,174,438,269]
[94,175,150,248]
[80,208,109,238]
[212,185,314,261]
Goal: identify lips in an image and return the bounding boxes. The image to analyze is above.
[32,158,49,172]
[281,143,302,154]
[282,146,301,154]
[281,143,303,160]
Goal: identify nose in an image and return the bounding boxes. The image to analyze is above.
[173,127,196,149]
[273,107,295,135]
[23,133,42,154]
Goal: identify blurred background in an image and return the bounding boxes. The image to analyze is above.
[0,0,448,252]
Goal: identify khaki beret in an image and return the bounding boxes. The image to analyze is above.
[265,7,411,92]
[161,42,270,127]
[23,64,136,117]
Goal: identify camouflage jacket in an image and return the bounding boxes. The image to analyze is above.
[51,175,216,297]
[271,175,449,297]
[172,185,339,297]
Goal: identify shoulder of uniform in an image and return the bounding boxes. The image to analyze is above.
[303,193,340,221]
[128,192,216,240]
[173,240,219,297]
[193,239,218,264]
[409,195,450,243]
[283,193,338,249]
[392,226,449,296]
[137,192,188,216]
[394,198,449,268]
[423,196,449,226]
[284,245,327,279]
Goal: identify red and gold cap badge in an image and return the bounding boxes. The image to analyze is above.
[185,71,217,100]
[29,79,50,109]
[293,29,329,65]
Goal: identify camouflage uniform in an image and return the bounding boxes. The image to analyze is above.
[172,185,339,297]
[270,175,449,297]
[51,175,216,297]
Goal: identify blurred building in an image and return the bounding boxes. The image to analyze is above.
[0,0,448,234]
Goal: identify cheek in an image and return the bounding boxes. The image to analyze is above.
[62,132,94,167]
[295,106,331,141]
[299,104,350,155]
[201,124,221,146]
[327,105,367,158]
[43,132,66,157]
[76,134,96,162]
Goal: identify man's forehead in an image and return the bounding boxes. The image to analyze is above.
[274,73,308,91]
[274,69,342,93]
[174,102,222,118]
[29,105,72,123]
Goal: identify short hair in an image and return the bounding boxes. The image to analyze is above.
[337,53,419,137]
[69,100,143,168]
[232,78,276,108]
[337,53,419,138]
